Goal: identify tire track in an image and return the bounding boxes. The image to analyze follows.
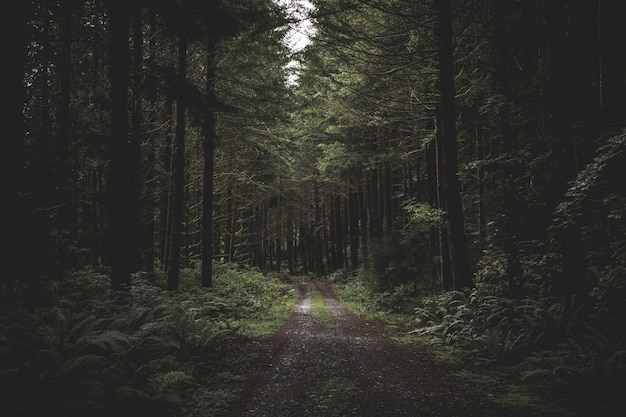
[234,281,515,417]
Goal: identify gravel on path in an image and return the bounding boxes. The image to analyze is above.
[227,281,548,417]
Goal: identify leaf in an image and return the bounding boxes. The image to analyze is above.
[60,354,107,377]
[150,370,195,391]
[81,330,134,353]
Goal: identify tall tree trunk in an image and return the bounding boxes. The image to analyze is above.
[276,190,283,272]
[38,0,54,276]
[130,4,143,273]
[299,218,308,272]
[314,180,324,275]
[201,40,218,287]
[167,27,188,291]
[434,130,452,290]
[476,124,487,251]
[1,0,28,295]
[358,180,369,271]
[335,193,345,269]
[491,0,522,295]
[368,170,379,238]
[110,1,132,291]
[434,0,472,290]
[225,187,234,262]
[384,163,393,230]
[349,189,359,269]
[328,201,337,272]
[58,0,74,243]
[426,140,441,286]
[599,0,626,126]
[544,0,583,310]
[142,9,157,273]
[159,97,174,271]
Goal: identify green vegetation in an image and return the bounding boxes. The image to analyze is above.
[332,268,625,416]
[2,1,626,416]
[311,288,333,326]
[0,264,296,417]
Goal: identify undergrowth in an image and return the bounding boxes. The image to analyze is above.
[331,260,626,417]
[0,263,296,417]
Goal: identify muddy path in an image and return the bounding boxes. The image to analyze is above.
[228,282,543,417]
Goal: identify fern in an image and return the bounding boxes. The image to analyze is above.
[59,354,106,377]
[79,329,135,353]
[150,370,195,391]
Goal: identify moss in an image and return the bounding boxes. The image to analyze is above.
[311,288,332,325]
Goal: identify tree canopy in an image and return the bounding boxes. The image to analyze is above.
[1,0,625,414]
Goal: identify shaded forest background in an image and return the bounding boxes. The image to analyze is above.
[1,0,625,416]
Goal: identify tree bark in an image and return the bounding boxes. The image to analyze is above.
[426,139,441,286]
[130,4,143,273]
[434,130,452,290]
[110,1,132,291]
[1,0,28,295]
[201,39,217,287]
[599,0,626,126]
[167,26,188,291]
[492,0,521,295]
[58,0,74,240]
[349,189,359,269]
[434,0,472,290]
[358,180,369,271]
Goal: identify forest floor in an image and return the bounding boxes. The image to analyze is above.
[224,281,574,417]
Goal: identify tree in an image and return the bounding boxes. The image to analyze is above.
[109,0,132,291]
[167,4,189,291]
[433,0,472,290]
[1,0,29,295]
[57,0,75,242]
[201,39,218,288]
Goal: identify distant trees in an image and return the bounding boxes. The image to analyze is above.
[1,0,290,295]
[290,0,625,302]
[2,0,625,311]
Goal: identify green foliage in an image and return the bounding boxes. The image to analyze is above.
[0,265,297,417]
[366,202,442,291]
[316,141,363,182]
[311,288,332,325]
[553,131,626,230]
[411,249,566,364]
[332,271,421,320]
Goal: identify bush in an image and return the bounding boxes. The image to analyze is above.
[0,264,296,417]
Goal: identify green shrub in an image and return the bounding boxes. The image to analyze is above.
[1,265,296,417]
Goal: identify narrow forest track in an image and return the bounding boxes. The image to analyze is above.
[227,282,550,417]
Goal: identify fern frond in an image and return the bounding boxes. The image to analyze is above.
[150,370,195,391]
[60,354,107,376]
[66,315,104,345]
[80,330,134,353]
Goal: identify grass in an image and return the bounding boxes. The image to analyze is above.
[311,288,332,325]
[332,274,585,417]
[236,287,298,337]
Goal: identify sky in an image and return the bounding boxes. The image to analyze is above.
[277,0,316,52]
[274,0,316,84]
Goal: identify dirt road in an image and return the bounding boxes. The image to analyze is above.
[230,282,538,417]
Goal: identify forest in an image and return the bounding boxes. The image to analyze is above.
[1,0,625,416]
